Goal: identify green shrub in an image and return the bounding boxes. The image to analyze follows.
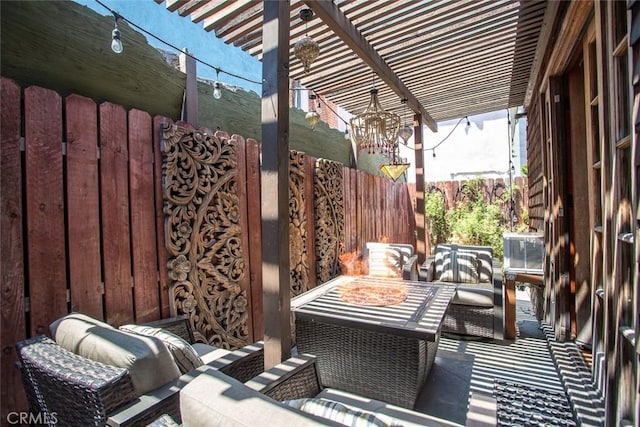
[424,178,507,259]
[425,191,447,245]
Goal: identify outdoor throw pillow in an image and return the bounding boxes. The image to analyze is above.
[50,313,180,395]
[438,250,457,282]
[455,252,479,283]
[438,251,479,283]
[120,324,204,374]
[283,398,403,427]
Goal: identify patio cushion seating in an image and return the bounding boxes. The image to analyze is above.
[419,244,504,340]
[179,354,464,427]
[282,398,402,426]
[362,242,418,280]
[50,312,181,395]
[16,313,266,426]
[119,324,204,374]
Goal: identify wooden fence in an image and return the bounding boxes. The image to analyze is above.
[0,78,417,417]
[426,176,529,225]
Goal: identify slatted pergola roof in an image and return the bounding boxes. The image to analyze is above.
[155,0,548,130]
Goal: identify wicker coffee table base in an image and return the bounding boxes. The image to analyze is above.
[296,318,439,409]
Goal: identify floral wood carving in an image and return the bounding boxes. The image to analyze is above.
[289,150,309,297]
[314,159,345,282]
[162,124,249,349]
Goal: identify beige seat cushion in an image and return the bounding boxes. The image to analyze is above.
[180,366,328,426]
[452,286,494,307]
[50,313,180,395]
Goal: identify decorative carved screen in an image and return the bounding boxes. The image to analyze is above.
[314,159,345,282]
[289,150,310,297]
[162,124,249,349]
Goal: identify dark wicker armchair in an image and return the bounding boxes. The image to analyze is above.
[419,244,504,340]
[15,318,265,427]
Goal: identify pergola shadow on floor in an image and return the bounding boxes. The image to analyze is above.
[416,292,567,425]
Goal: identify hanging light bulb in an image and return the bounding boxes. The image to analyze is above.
[432,150,436,158]
[111,13,123,54]
[464,116,472,135]
[213,81,222,99]
[294,9,320,73]
[212,68,222,99]
[344,127,350,140]
[397,98,413,145]
[316,99,322,114]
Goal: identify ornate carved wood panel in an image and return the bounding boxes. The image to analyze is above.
[314,159,345,282]
[289,150,309,297]
[162,124,249,349]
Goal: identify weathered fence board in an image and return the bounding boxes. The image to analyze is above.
[232,133,254,343]
[66,94,102,318]
[1,80,420,417]
[25,86,68,336]
[153,116,172,319]
[246,138,263,340]
[129,109,160,323]
[305,155,318,291]
[100,102,134,325]
[1,77,27,419]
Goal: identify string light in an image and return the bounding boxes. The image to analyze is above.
[213,68,222,99]
[401,115,471,156]
[94,0,261,87]
[111,11,123,54]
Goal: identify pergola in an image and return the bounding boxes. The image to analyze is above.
[155,0,548,367]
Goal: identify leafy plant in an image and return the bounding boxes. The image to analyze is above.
[424,178,508,259]
[425,191,447,245]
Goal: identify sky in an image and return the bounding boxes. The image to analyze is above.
[73,0,263,92]
[72,0,523,183]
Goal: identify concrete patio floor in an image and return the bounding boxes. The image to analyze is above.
[415,289,567,425]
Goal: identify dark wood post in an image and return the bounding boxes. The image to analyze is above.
[413,114,427,262]
[261,0,291,369]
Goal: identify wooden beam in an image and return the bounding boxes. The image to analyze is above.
[305,0,437,132]
[261,0,291,370]
[179,48,198,127]
[413,113,427,263]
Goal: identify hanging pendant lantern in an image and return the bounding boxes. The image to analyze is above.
[397,98,413,145]
[294,37,320,73]
[305,111,321,130]
[397,126,413,145]
[380,144,410,181]
[294,9,319,73]
[350,88,401,155]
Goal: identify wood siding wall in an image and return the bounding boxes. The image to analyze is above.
[526,100,544,231]
[0,78,417,418]
[525,1,639,423]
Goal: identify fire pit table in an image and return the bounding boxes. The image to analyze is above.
[291,275,455,408]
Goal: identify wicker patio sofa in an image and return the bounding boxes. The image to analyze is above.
[15,313,264,426]
[177,353,464,426]
[419,244,504,340]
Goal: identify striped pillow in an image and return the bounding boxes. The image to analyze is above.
[119,324,203,374]
[283,398,402,426]
[439,251,479,283]
[455,252,479,283]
